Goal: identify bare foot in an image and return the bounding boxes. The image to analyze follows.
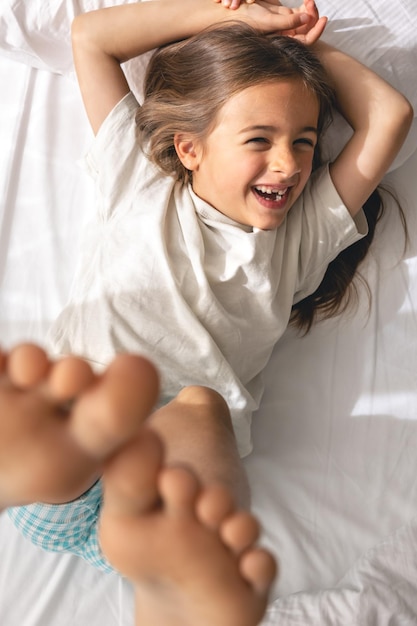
[0,343,159,508]
[99,433,277,626]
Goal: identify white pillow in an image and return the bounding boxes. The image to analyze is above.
[287,0,417,168]
[0,0,137,74]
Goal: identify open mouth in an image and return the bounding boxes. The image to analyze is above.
[253,186,290,206]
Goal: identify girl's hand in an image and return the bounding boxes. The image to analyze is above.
[278,0,327,45]
[213,0,327,45]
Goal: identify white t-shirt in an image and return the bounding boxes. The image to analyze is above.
[49,93,367,456]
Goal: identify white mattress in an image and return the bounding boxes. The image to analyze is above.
[0,1,416,624]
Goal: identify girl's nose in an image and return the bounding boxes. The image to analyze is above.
[270,148,300,178]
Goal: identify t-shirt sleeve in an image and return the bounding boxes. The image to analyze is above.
[83,92,147,221]
[293,165,368,304]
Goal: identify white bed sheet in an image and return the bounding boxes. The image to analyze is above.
[249,140,417,583]
[0,2,417,624]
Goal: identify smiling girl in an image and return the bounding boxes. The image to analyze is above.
[8,0,413,624]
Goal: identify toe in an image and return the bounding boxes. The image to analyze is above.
[104,354,160,419]
[103,428,163,515]
[158,466,200,517]
[7,344,50,388]
[48,356,95,401]
[195,484,235,530]
[240,548,278,596]
[70,354,159,456]
[220,512,260,554]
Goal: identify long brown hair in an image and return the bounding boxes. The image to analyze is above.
[291,186,407,332]
[291,188,383,331]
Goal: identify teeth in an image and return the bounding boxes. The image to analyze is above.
[255,186,287,197]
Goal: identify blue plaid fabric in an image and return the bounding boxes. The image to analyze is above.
[7,480,113,573]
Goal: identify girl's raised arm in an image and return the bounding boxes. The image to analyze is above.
[71,0,317,135]
[314,41,413,218]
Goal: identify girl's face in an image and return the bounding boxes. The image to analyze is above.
[180,79,320,231]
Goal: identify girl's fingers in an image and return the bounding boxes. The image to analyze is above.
[301,15,327,44]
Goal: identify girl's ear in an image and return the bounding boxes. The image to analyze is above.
[174,133,202,171]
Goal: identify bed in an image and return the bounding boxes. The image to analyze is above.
[0,1,416,624]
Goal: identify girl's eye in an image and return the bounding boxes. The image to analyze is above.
[247,137,268,144]
[294,138,315,147]
[246,137,270,148]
